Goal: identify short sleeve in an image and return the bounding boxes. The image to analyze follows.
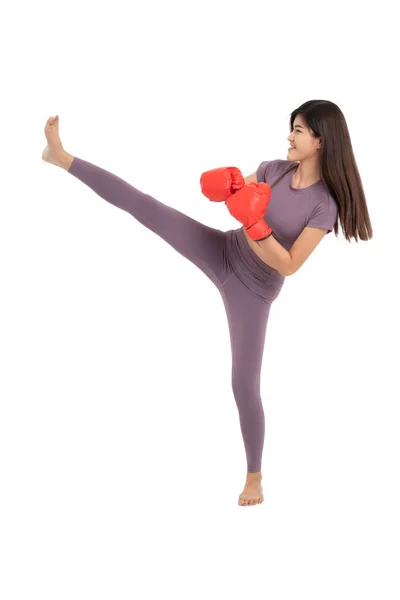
[256,161,274,184]
[306,197,338,234]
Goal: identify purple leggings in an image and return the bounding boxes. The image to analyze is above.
[67,157,286,473]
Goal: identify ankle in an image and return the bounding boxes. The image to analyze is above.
[246,471,262,480]
[59,151,74,171]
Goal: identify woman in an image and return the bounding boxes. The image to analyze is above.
[41,100,373,507]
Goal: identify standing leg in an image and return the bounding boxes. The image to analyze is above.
[219,275,272,506]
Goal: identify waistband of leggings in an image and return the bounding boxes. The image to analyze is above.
[234,227,285,286]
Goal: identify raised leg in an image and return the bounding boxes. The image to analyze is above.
[42,116,227,288]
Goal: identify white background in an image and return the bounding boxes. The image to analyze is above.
[1,0,399,598]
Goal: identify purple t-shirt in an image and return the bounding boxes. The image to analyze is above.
[256,160,339,251]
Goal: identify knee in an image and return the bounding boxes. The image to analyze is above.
[231,376,261,403]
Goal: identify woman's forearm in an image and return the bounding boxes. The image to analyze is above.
[255,234,292,276]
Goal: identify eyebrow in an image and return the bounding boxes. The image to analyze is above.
[293,124,304,129]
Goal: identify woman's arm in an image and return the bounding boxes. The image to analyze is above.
[244,172,258,185]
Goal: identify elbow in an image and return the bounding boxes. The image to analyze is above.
[281,262,293,277]
[283,254,294,277]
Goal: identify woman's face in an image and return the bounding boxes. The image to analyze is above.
[287,115,321,162]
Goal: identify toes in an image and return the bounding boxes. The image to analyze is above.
[239,495,261,506]
[239,494,265,506]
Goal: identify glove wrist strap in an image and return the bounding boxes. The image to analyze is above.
[246,221,273,242]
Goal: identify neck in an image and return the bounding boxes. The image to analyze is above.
[292,158,322,187]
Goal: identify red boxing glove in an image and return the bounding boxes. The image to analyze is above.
[200,167,245,203]
[226,182,273,241]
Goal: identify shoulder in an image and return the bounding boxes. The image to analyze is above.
[256,159,297,184]
[307,183,339,233]
[311,183,339,215]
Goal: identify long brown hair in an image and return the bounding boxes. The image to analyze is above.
[289,100,373,242]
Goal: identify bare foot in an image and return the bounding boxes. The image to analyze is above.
[238,472,264,506]
[42,115,74,170]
